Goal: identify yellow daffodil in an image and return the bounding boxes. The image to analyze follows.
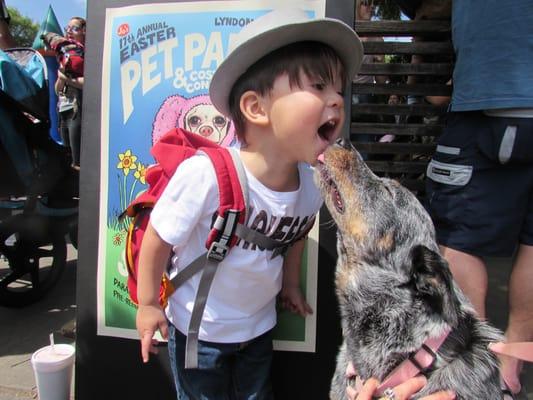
[134,163,147,184]
[117,150,137,176]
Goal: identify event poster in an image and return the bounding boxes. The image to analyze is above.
[96,0,325,352]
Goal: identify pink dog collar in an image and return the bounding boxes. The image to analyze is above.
[355,326,451,396]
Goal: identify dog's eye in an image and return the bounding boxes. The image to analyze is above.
[188,115,201,128]
[213,116,227,127]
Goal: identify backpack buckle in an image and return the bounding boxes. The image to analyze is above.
[207,241,229,262]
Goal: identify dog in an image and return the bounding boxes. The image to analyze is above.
[182,103,230,143]
[314,140,505,399]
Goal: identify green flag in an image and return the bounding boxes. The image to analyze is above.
[32,4,63,50]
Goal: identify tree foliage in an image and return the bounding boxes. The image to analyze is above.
[7,6,38,47]
[373,0,402,20]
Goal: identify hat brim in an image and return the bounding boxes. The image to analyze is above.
[210,18,363,116]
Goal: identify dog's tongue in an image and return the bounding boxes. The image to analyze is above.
[317,153,325,163]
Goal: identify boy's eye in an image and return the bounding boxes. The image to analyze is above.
[312,82,325,91]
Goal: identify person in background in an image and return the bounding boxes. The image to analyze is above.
[424,2,533,397]
[353,0,387,98]
[351,0,388,159]
[55,16,85,170]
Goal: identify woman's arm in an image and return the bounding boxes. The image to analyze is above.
[57,69,84,90]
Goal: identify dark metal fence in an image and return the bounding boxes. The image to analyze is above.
[352,19,453,194]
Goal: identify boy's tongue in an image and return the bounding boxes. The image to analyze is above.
[317,153,325,163]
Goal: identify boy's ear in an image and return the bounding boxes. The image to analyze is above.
[240,90,269,127]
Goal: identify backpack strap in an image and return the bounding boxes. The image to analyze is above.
[235,214,316,259]
[175,146,248,369]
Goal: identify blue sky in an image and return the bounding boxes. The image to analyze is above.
[8,0,87,28]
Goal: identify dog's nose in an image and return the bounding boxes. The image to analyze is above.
[336,137,354,150]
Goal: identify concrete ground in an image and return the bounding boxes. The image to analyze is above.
[0,244,77,400]
[0,249,531,399]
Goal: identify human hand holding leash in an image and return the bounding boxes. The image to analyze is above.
[345,362,455,400]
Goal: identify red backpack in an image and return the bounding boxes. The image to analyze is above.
[122,128,247,307]
[122,128,312,368]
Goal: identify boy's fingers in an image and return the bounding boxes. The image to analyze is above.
[304,301,313,315]
[140,331,154,363]
[159,319,169,340]
[149,339,159,355]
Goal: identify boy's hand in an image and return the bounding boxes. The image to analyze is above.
[280,285,313,317]
[136,303,168,363]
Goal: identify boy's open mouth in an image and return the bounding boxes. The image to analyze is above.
[318,120,337,142]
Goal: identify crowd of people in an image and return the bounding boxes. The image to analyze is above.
[0,0,85,171]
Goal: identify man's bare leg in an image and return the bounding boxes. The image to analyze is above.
[500,244,533,394]
[440,245,488,318]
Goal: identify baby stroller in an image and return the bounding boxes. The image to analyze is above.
[0,47,78,307]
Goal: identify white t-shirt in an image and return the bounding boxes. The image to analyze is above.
[150,152,322,343]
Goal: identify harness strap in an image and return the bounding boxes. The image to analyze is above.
[168,252,207,289]
[168,219,299,369]
[184,257,220,369]
[235,223,289,251]
[227,147,249,211]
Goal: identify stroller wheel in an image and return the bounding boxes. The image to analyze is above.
[0,215,67,307]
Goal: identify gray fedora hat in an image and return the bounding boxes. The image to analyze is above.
[209,8,363,116]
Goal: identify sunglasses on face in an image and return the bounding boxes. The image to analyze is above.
[65,25,83,34]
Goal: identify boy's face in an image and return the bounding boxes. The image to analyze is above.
[261,71,345,166]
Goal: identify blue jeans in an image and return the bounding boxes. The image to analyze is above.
[59,106,82,167]
[168,324,274,400]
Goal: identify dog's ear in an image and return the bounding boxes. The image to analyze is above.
[410,245,459,327]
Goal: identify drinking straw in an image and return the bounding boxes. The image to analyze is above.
[49,332,55,352]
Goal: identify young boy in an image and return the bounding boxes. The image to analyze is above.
[136,8,363,399]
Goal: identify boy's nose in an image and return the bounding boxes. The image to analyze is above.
[328,91,344,108]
